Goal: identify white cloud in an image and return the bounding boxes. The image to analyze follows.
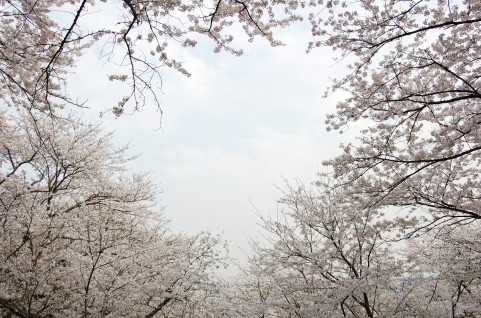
[64,20,355,269]
[142,121,346,264]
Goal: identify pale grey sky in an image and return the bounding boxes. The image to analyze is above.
[68,21,354,265]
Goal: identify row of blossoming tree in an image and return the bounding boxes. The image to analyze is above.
[237,0,481,316]
[1,0,480,317]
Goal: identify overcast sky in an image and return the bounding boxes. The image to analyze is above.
[68,21,354,266]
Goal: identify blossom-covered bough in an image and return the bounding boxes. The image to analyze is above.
[308,0,481,230]
[0,0,301,116]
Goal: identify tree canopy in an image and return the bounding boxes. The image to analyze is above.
[1,0,481,317]
[0,111,228,317]
[242,180,481,318]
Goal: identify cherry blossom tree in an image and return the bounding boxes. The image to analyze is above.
[403,222,481,318]
[242,181,481,318]
[306,0,481,226]
[0,110,228,317]
[243,180,421,318]
[0,0,301,116]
